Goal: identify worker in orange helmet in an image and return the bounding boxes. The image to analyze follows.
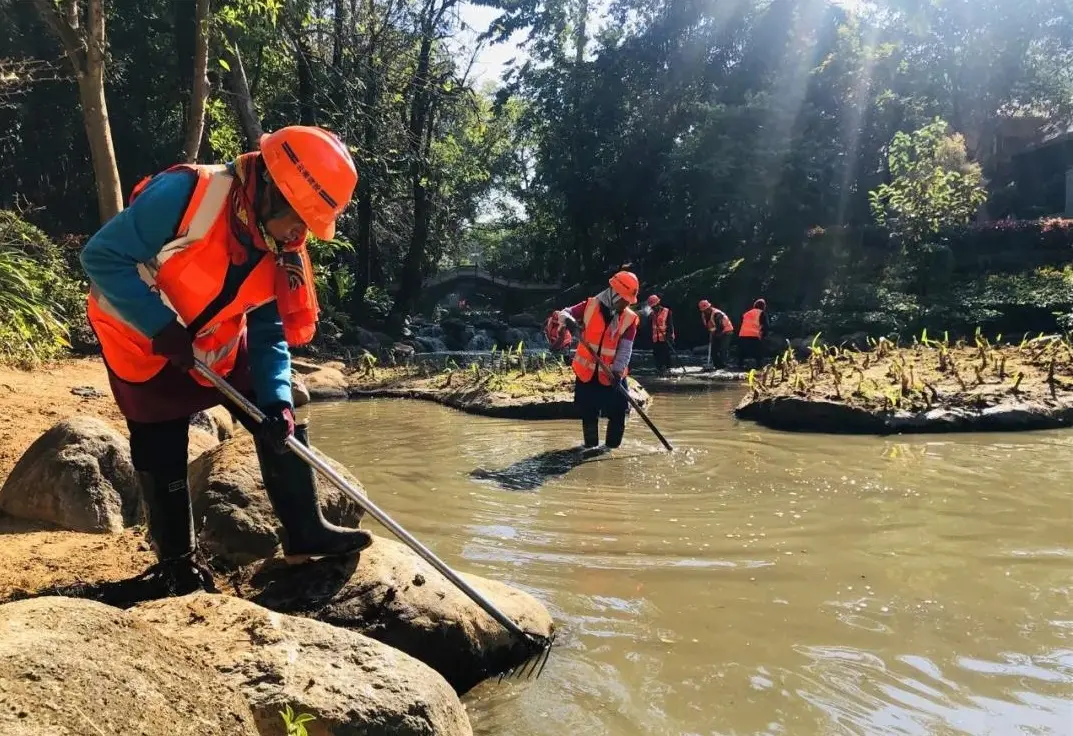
[80,126,370,595]
[698,300,734,368]
[557,271,641,450]
[738,298,770,368]
[646,294,676,373]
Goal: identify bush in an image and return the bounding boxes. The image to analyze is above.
[0,211,87,366]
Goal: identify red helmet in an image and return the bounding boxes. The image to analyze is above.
[608,271,639,305]
[646,295,660,307]
[260,126,358,240]
[698,300,711,310]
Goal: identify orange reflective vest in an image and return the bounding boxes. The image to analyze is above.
[703,307,734,335]
[651,307,672,343]
[739,308,763,338]
[572,298,639,385]
[88,164,305,386]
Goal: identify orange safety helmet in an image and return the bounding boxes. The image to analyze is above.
[260,126,358,240]
[698,299,711,310]
[646,294,660,307]
[608,270,639,304]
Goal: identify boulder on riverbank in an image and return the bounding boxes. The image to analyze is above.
[132,593,473,736]
[0,597,259,735]
[304,364,350,400]
[348,364,651,420]
[188,434,367,568]
[735,335,1073,434]
[0,416,139,533]
[236,535,555,693]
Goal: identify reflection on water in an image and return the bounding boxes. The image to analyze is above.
[309,385,1073,736]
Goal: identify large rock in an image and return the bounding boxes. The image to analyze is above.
[187,406,239,464]
[240,535,555,693]
[188,434,366,568]
[0,597,258,735]
[132,594,473,736]
[191,405,237,440]
[292,371,311,408]
[0,416,138,533]
[303,365,349,400]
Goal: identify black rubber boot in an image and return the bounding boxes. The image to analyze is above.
[582,417,600,448]
[605,414,626,449]
[254,423,372,562]
[135,470,216,596]
[138,470,197,561]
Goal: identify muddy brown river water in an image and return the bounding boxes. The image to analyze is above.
[310,385,1073,736]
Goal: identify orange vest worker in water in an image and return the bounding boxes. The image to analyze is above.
[557,271,640,450]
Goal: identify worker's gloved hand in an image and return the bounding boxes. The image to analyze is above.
[151,321,195,371]
[259,403,295,454]
[562,315,580,333]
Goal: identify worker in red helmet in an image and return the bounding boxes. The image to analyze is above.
[646,294,676,373]
[80,125,370,595]
[557,271,640,450]
[698,300,734,368]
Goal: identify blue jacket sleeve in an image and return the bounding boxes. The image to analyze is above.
[247,301,294,409]
[79,171,197,338]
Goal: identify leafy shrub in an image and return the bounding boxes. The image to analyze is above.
[869,118,987,246]
[0,211,87,366]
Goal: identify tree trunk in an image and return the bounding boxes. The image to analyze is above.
[391,23,436,317]
[33,0,123,223]
[182,0,211,162]
[291,27,317,126]
[353,72,380,300]
[222,40,263,149]
[332,0,348,71]
[78,60,124,221]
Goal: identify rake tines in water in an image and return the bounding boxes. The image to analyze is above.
[499,631,556,681]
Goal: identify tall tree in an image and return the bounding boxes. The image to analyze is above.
[32,0,123,222]
[182,0,212,162]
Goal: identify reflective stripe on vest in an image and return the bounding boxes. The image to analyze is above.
[652,308,670,342]
[739,308,762,338]
[571,298,638,385]
[88,165,278,385]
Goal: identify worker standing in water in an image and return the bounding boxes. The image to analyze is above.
[80,125,371,594]
[738,298,770,368]
[646,295,675,374]
[558,271,640,450]
[698,300,734,368]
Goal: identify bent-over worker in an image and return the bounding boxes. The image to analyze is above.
[81,125,371,594]
[699,300,734,368]
[646,295,675,373]
[558,271,640,450]
[738,298,770,368]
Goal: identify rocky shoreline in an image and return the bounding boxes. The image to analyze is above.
[0,381,555,734]
[734,335,1073,434]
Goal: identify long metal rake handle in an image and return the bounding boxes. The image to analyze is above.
[576,337,675,452]
[194,361,534,642]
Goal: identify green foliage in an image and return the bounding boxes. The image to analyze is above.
[280,705,315,736]
[0,212,85,366]
[869,119,988,246]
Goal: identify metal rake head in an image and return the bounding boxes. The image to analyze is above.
[499,631,556,681]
